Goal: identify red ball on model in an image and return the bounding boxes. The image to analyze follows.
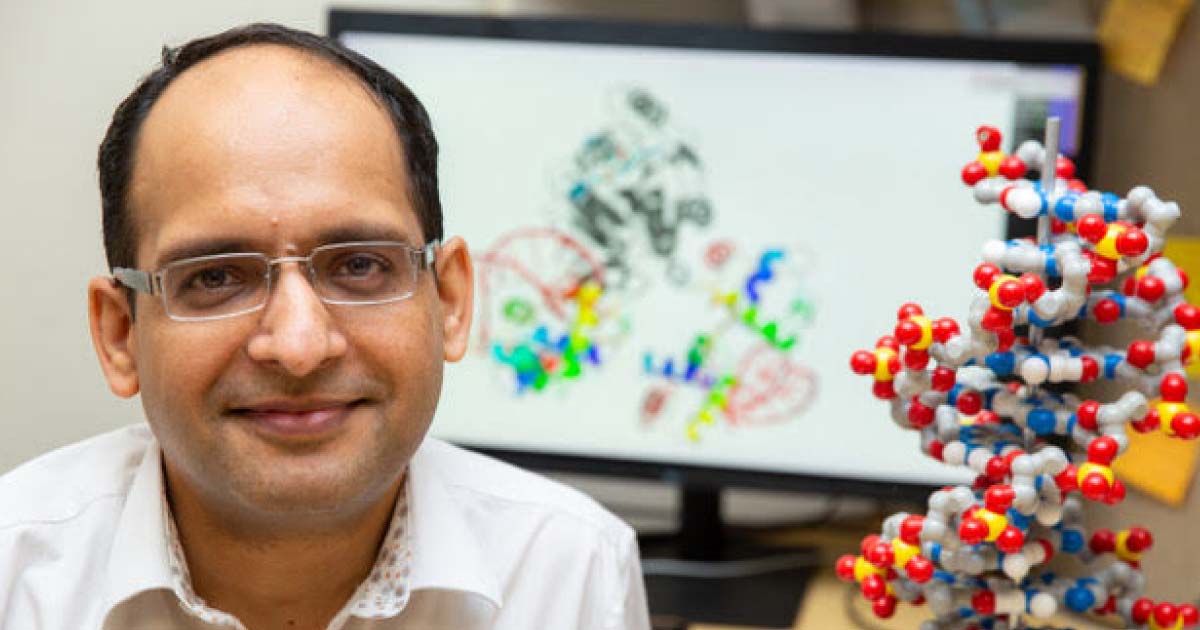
[905,556,933,583]
[971,590,996,616]
[996,527,1024,554]
[995,278,1027,308]
[868,540,894,567]
[976,125,1002,151]
[1093,298,1121,323]
[932,318,961,343]
[1075,400,1100,431]
[1132,408,1161,433]
[895,320,924,346]
[962,162,988,185]
[1161,373,1189,402]
[900,516,924,544]
[1076,214,1108,242]
[1056,156,1076,179]
[1080,473,1111,502]
[835,554,857,581]
[872,595,897,619]
[1088,436,1119,466]
[931,366,957,391]
[1104,479,1126,505]
[861,574,887,600]
[1153,603,1180,630]
[999,156,1026,179]
[1116,227,1150,256]
[1089,528,1116,554]
[908,399,935,428]
[985,456,1009,481]
[957,390,983,415]
[850,351,876,374]
[1125,527,1153,553]
[1126,340,1157,369]
[1175,303,1200,329]
[1136,276,1166,302]
[1131,598,1155,624]
[959,517,988,545]
[1171,413,1200,440]
[974,263,1002,290]
[1020,273,1047,301]
[1181,604,1199,626]
[897,302,924,320]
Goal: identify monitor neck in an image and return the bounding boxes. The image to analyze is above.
[679,483,725,560]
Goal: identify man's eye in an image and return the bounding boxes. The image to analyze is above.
[334,254,390,277]
[186,267,243,290]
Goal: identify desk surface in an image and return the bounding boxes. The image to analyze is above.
[689,569,1119,629]
[679,525,1121,630]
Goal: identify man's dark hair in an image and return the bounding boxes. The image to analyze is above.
[97,22,442,272]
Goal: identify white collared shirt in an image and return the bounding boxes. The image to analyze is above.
[0,424,650,630]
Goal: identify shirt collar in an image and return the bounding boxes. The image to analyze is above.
[406,438,504,610]
[103,444,175,612]
[102,436,503,623]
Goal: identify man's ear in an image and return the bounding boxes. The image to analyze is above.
[434,237,474,363]
[88,276,139,398]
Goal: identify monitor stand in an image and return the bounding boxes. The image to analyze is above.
[638,483,817,629]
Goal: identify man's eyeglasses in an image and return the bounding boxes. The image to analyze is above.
[113,240,439,322]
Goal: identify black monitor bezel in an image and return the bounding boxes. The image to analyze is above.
[328,9,1100,502]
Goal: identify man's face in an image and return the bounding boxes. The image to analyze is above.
[93,45,471,527]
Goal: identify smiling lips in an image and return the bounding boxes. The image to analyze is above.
[233,399,362,438]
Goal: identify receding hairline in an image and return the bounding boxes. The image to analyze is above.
[145,42,393,127]
[125,41,415,244]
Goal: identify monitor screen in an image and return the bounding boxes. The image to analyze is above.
[333,13,1095,490]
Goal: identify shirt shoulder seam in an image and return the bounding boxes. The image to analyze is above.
[0,491,127,532]
[441,480,631,547]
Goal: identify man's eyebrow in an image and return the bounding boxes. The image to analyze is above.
[156,238,259,267]
[315,225,419,247]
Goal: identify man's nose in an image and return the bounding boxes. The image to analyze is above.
[245,263,348,377]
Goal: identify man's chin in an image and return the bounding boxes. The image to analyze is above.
[222,457,399,526]
[211,410,399,515]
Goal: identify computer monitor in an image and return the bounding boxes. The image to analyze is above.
[329,10,1098,502]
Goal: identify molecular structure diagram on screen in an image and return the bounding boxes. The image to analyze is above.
[641,240,820,442]
[475,227,630,394]
[837,124,1200,630]
[553,86,714,291]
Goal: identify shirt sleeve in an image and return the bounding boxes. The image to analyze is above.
[608,528,651,630]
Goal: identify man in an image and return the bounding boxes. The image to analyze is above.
[0,23,650,630]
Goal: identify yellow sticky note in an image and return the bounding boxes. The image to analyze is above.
[1098,0,1191,86]
[1166,238,1200,379]
[1115,425,1198,506]
[1112,237,1200,506]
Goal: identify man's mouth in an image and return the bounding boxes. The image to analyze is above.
[229,399,366,439]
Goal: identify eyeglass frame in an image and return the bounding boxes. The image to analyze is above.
[112,239,440,322]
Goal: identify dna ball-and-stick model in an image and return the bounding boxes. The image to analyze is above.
[839,121,1200,630]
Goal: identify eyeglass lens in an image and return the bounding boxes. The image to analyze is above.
[160,244,420,319]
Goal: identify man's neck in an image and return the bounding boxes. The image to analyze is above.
[164,465,404,630]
